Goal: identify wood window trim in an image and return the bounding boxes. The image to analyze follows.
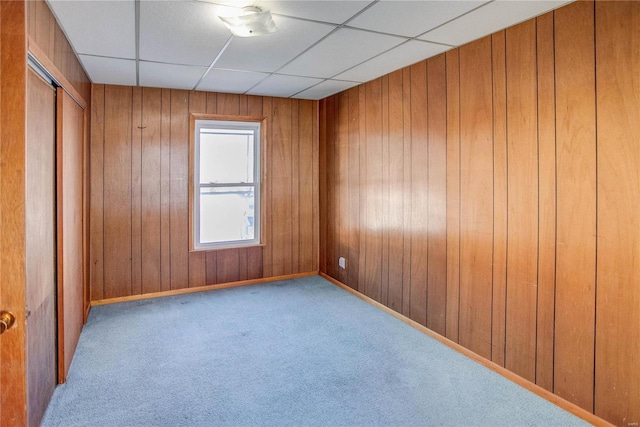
[188,113,268,252]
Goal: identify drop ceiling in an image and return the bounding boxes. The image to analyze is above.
[46,0,573,100]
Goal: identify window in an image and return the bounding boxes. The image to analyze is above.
[190,116,262,250]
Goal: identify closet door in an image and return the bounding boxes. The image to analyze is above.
[56,88,85,383]
[25,67,57,427]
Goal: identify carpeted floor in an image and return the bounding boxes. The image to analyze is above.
[42,275,588,426]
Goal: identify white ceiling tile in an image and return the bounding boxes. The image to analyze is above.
[257,1,373,24]
[46,0,136,59]
[197,69,270,93]
[49,0,576,98]
[215,16,335,73]
[139,62,207,90]
[79,55,137,86]
[190,0,255,7]
[278,28,405,79]
[348,1,487,37]
[247,74,323,98]
[419,0,574,46]
[139,1,232,66]
[295,79,360,100]
[335,40,449,83]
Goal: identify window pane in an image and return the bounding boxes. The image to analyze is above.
[199,130,254,184]
[199,186,255,244]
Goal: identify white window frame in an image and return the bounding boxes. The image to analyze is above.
[190,115,263,251]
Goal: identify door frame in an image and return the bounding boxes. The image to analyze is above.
[0,1,30,425]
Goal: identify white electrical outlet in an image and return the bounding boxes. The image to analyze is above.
[338,257,346,269]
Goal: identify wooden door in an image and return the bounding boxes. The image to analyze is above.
[25,67,57,426]
[0,3,29,424]
[56,88,85,383]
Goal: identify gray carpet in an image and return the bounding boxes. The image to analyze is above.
[42,275,588,427]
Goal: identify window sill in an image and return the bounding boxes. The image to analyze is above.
[190,242,265,253]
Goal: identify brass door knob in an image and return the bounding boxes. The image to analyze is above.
[0,310,16,334]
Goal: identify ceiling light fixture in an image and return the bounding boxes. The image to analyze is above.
[218,6,277,38]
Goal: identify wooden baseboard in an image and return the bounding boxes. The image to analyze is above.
[319,272,612,427]
[91,271,318,306]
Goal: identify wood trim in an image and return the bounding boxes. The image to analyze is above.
[189,113,266,123]
[82,106,90,323]
[188,113,268,252]
[55,87,86,385]
[319,272,614,427]
[188,114,196,251]
[0,1,29,424]
[55,87,66,383]
[27,36,86,110]
[91,271,318,306]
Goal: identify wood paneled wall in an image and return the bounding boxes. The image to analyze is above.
[27,0,92,319]
[319,2,639,425]
[90,86,319,300]
[26,0,91,103]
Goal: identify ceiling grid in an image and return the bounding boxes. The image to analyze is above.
[47,0,573,100]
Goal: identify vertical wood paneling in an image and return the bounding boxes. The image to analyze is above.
[318,99,327,275]
[364,79,384,302]
[358,85,367,295]
[380,76,390,306]
[262,97,274,278]
[238,249,248,281]
[34,0,50,56]
[187,91,207,288]
[458,37,494,360]
[336,93,349,285]
[324,96,336,278]
[206,93,217,114]
[595,2,640,425]
[312,101,320,272]
[409,62,428,325]
[318,3,639,425]
[505,19,539,383]
[380,75,390,305]
[401,68,412,317]
[217,249,240,283]
[26,0,90,103]
[445,50,460,343]
[205,251,217,285]
[246,246,263,280]
[92,87,318,300]
[290,99,301,274]
[491,30,508,367]
[217,93,240,115]
[299,100,315,273]
[387,70,404,313]
[160,89,172,291]
[554,0,597,410]
[169,90,189,290]
[130,87,142,296]
[426,55,447,335]
[103,85,132,298]
[271,98,293,276]
[141,88,162,294]
[347,88,361,290]
[535,12,557,392]
[90,85,105,301]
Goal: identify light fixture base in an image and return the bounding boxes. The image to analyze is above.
[219,6,277,38]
